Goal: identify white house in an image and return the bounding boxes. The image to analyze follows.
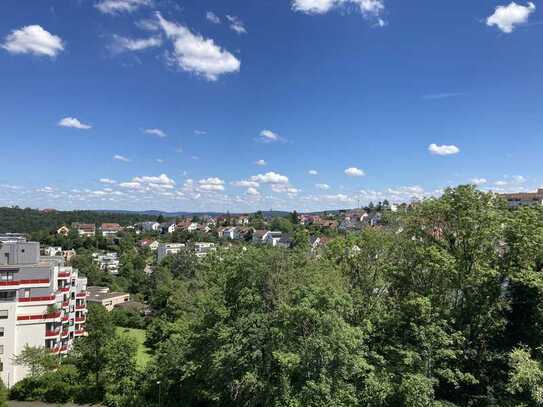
[141,222,160,232]
[157,243,186,262]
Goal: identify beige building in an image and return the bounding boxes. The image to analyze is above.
[86,286,129,311]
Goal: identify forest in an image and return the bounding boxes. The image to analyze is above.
[0,206,159,233]
[10,186,543,406]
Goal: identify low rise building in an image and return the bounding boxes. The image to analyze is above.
[157,243,186,263]
[141,222,160,232]
[100,223,122,237]
[501,189,543,208]
[72,223,96,238]
[194,242,216,258]
[92,252,120,274]
[86,287,129,312]
[0,241,87,386]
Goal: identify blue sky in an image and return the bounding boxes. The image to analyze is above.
[0,0,542,212]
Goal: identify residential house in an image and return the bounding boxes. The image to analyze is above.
[92,252,120,274]
[72,223,96,238]
[56,226,70,237]
[265,231,283,247]
[236,216,250,226]
[252,230,269,244]
[194,242,216,258]
[501,188,543,208]
[160,222,176,234]
[139,239,159,251]
[222,227,239,240]
[100,223,122,237]
[276,234,293,249]
[157,243,186,262]
[141,221,160,232]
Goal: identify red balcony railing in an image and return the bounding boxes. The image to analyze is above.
[62,301,69,307]
[18,295,55,303]
[76,303,86,309]
[58,272,71,278]
[75,316,85,322]
[17,311,61,321]
[59,287,70,292]
[0,279,49,287]
[76,291,87,298]
[45,329,61,337]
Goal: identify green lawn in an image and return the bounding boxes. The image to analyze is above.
[115,327,152,367]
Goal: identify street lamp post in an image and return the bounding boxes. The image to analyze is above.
[157,380,161,407]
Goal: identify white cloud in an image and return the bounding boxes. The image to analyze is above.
[194,129,207,135]
[2,25,64,57]
[470,178,487,186]
[99,178,117,184]
[292,0,385,20]
[308,169,318,175]
[250,172,289,184]
[156,158,165,163]
[58,117,92,130]
[111,35,162,52]
[486,2,535,33]
[344,167,365,177]
[113,154,130,162]
[226,15,247,34]
[316,183,330,190]
[233,180,260,188]
[144,128,167,138]
[259,129,284,143]
[119,181,141,189]
[246,187,260,196]
[255,159,267,166]
[156,12,240,81]
[428,143,460,156]
[206,11,221,24]
[95,0,152,15]
[198,177,225,191]
[134,174,175,187]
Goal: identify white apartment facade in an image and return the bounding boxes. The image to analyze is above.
[0,241,87,387]
[157,243,186,263]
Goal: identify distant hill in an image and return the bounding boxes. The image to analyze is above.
[0,207,158,234]
[0,207,293,234]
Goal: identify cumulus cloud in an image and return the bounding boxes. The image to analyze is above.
[258,129,284,143]
[95,0,152,15]
[226,15,247,34]
[428,143,460,156]
[206,11,221,24]
[58,117,92,130]
[2,25,64,57]
[292,0,385,21]
[99,178,117,184]
[254,159,267,166]
[144,128,167,138]
[111,35,162,52]
[316,183,330,190]
[486,2,535,33]
[198,177,225,191]
[246,187,260,196]
[120,174,176,191]
[233,180,260,188]
[308,169,318,175]
[250,172,289,184]
[156,12,240,81]
[113,154,130,162]
[344,167,365,177]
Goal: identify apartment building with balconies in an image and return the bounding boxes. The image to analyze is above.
[0,241,87,386]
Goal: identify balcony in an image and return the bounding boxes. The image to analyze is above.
[62,300,69,308]
[17,311,61,322]
[0,279,49,288]
[45,328,61,338]
[18,294,56,303]
[58,271,71,278]
[59,287,70,293]
[76,291,87,298]
[76,303,86,310]
[61,329,69,338]
[75,316,85,323]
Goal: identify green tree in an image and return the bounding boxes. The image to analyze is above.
[12,345,58,377]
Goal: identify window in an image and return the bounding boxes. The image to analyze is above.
[0,291,15,301]
[0,327,5,337]
[0,361,3,372]
[0,345,4,354]
[0,272,14,282]
[0,310,8,319]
